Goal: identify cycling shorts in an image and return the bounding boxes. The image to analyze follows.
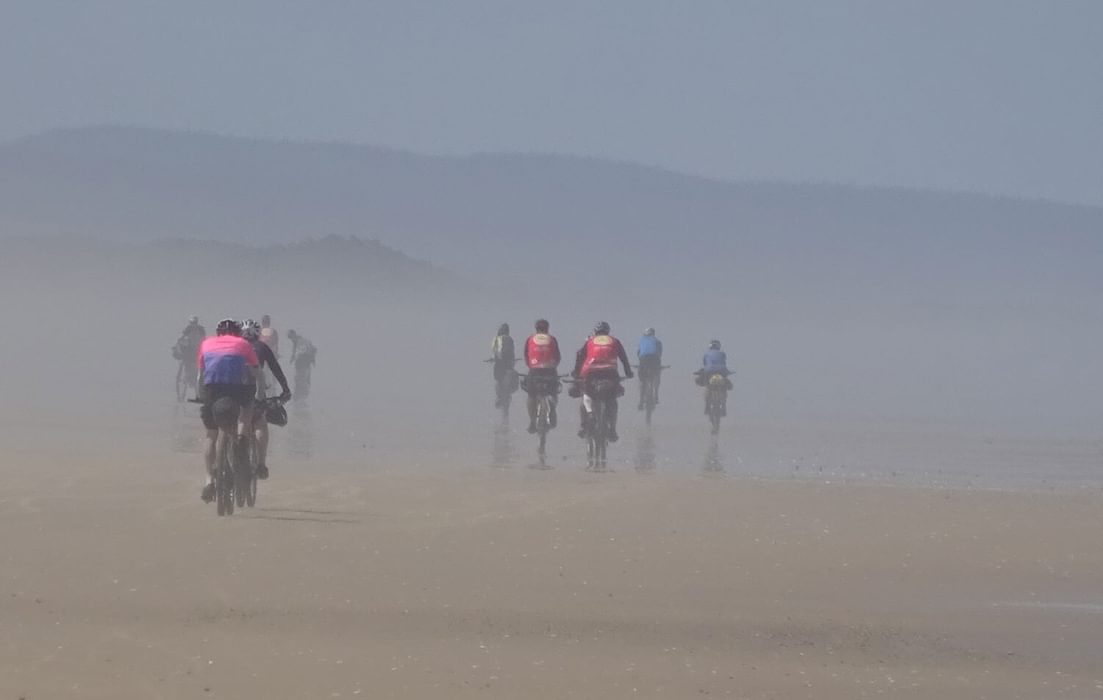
[199,384,253,430]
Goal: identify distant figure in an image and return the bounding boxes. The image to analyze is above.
[695,340,732,387]
[172,316,207,400]
[175,316,207,356]
[242,319,292,480]
[286,329,316,401]
[197,319,259,504]
[636,327,664,409]
[490,323,516,408]
[259,314,279,357]
[523,319,562,433]
[571,321,633,443]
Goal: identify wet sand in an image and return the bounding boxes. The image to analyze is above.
[3,432,1103,700]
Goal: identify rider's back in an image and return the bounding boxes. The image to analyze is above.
[492,334,515,363]
[199,336,257,385]
[702,348,728,373]
[581,335,622,375]
[637,335,662,358]
[260,327,279,356]
[525,333,560,369]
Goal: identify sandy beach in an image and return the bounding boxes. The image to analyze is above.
[3,431,1102,700]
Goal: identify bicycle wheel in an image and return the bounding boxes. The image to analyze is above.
[536,397,549,457]
[707,391,722,435]
[216,433,233,516]
[589,401,606,471]
[175,362,187,402]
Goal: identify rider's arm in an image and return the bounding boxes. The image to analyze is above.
[551,337,561,367]
[572,343,586,377]
[656,339,663,361]
[242,342,261,383]
[617,340,633,377]
[523,337,531,366]
[265,349,292,397]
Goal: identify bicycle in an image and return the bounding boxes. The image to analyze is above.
[485,357,520,423]
[240,396,289,508]
[567,375,631,472]
[189,397,241,516]
[633,363,670,426]
[700,372,732,435]
[519,373,567,466]
[292,361,312,402]
[174,358,197,403]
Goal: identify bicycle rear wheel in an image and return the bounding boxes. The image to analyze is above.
[175,362,187,402]
[216,433,234,516]
[536,396,549,458]
[589,402,607,471]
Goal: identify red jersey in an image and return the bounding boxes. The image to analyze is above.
[525,333,561,369]
[580,334,623,377]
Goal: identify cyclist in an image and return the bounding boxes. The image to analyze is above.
[571,321,633,442]
[197,318,260,503]
[178,316,206,348]
[172,316,207,392]
[523,319,562,433]
[636,327,664,409]
[490,323,515,408]
[259,314,279,357]
[695,338,733,401]
[287,329,317,396]
[696,340,732,381]
[243,319,292,479]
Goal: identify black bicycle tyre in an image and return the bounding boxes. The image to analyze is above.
[216,435,233,516]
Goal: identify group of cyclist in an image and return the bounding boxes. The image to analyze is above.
[491,320,732,442]
[174,316,322,503]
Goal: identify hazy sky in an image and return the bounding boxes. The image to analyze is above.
[3,0,1101,205]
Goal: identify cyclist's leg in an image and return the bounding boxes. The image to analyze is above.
[231,386,254,464]
[578,394,592,438]
[254,409,270,478]
[608,397,620,442]
[200,402,218,500]
[526,391,538,432]
[204,392,240,500]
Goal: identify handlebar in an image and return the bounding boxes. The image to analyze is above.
[562,376,633,382]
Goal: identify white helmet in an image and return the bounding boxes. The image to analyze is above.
[241,318,262,341]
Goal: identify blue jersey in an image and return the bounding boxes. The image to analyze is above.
[637,335,662,359]
[702,349,728,373]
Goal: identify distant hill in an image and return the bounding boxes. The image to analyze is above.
[2,126,1101,307]
[0,235,466,304]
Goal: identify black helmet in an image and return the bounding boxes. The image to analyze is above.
[594,321,611,336]
[498,323,510,335]
[216,318,242,336]
[709,339,721,349]
[535,319,549,333]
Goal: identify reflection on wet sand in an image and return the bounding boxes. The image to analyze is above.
[635,429,656,473]
[491,425,516,468]
[703,435,725,474]
[286,403,314,459]
[169,403,203,454]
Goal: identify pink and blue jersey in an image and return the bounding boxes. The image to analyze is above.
[197,335,258,385]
